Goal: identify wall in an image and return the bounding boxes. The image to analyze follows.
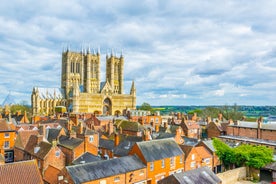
[217,167,247,184]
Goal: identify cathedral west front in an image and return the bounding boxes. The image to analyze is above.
[31,48,136,116]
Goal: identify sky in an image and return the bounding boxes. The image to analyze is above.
[0,0,276,106]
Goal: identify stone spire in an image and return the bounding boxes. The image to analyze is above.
[130,80,136,96]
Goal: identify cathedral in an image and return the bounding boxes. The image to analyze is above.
[31,48,136,116]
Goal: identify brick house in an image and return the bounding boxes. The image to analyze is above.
[180,144,213,171]
[206,121,228,138]
[130,115,162,126]
[129,138,185,184]
[58,135,84,165]
[0,160,43,184]
[24,136,66,183]
[181,120,201,139]
[0,119,16,163]
[59,155,147,184]
[196,140,221,173]
[14,130,39,161]
[227,120,276,141]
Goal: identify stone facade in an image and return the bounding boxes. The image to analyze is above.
[32,49,136,116]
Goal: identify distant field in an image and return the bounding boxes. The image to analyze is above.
[137,105,276,117]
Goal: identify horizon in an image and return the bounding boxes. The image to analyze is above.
[1,1,276,106]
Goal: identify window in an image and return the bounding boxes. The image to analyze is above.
[58,176,64,181]
[161,159,165,168]
[150,162,154,171]
[89,135,94,142]
[100,180,106,184]
[191,154,195,160]
[55,151,60,157]
[204,158,210,164]
[4,133,9,138]
[155,118,159,123]
[37,160,41,168]
[114,176,120,182]
[4,141,9,149]
[180,155,183,164]
[190,161,196,168]
[170,157,175,167]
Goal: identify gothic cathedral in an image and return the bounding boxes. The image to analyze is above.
[31,48,136,116]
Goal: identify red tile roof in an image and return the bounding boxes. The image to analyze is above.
[43,165,61,184]
[0,160,43,184]
[14,130,39,149]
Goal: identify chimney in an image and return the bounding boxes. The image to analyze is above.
[164,122,168,129]
[257,116,263,139]
[177,112,181,120]
[52,140,57,147]
[192,113,197,121]
[37,134,44,144]
[108,121,113,135]
[79,122,83,134]
[155,124,159,133]
[206,117,211,124]
[177,126,182,136]
[143,129,152,141]
[114,133,119,147]
[218,113,223,121]
[70,130,76,138]
[67,121,72,131]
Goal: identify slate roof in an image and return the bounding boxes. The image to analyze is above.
[219,135,276,147]
[35,87,64,99]
[158,166,221,184]
[113,140,136,157]
[99,138,115,150]
[0,160,43,184]
[58,135,83,149]
[200,140,215,152]
[66,155,146,184]
[262,161,276,171]
[135,138,184,162]
[72,152,101,165]
[46,128,61,143]
[229,121,276,130]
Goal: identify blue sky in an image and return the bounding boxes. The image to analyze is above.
[0,0,276,106]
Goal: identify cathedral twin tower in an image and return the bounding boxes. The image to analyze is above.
[32,48,136,116]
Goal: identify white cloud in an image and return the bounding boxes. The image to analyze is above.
[0,0,276,106]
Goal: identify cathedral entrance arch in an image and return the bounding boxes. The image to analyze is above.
[103,98,112,115]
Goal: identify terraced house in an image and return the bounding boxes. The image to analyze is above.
[129,138,185,184]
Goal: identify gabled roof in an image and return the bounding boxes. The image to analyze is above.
[15,130,39,150]
[135,138,184,162]
[195,146,212,159]
[43,165,60,184]
[113,140,136,157]
[58,135,83,150]
[99,138,115,150]
[199,140,215,152]
[183,120,200,129]
[25,135,52,159]
[66,155,146,184]
[46,128,62,143]
[0,119,15,131]
[158,166,221,184]
[34,87,64,99]
[72,152,101,165]
[100,81,112,93]
[0,160,43,184]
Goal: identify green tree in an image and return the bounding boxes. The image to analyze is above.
[213,138,236,169]
[201,107,221,119]
[234,144,273,169]
[139,102,153,111]
[213,138,274,170]
[220,103,244,121]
